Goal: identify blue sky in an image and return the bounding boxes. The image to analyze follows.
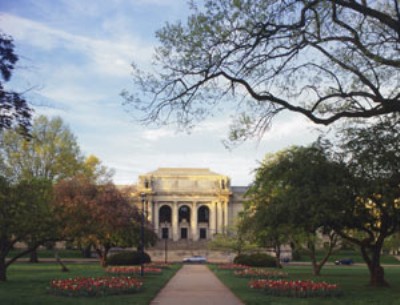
[0,0,319,186]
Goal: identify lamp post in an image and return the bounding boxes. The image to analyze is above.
[163,221,168,264]
[140,192,146,277]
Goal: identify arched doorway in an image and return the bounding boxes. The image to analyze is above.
[159,205,172,239]
[197,205,210,240]
[179,205,191,239]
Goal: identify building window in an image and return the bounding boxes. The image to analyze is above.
[162,228,169,239]
[181,228,188,239]
[198,206,210,223]
[159,205,172,223]
[179,205,191,223]
[199,228,207,239]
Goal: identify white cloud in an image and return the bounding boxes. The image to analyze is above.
[261,115,318,143]
[0,13,153,77]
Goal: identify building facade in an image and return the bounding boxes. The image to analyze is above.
[134,168,246,242]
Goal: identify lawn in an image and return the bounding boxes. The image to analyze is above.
[0,262,180,305]
[296,250,400,265]
[7,249,89,259]
[210,264,400,305]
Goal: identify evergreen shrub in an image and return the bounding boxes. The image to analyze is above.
[107,251,151,266]
[233,253,277,267]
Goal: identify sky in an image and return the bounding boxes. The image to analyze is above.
[0,0,320,186]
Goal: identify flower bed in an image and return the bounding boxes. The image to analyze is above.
[234,268,288,279]
[146,262,172,269]
[49,276,143,297]
[249,279,341,298]
[217,263,248,270]
[105,266,162,275]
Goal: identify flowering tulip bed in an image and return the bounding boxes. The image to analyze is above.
[49,276,143,297]
[249,279,342,298]
[217,263,248,270]
[105,266,162,275]
[234,268,288,279]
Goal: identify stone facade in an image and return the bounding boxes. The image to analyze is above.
[133,168,247,242]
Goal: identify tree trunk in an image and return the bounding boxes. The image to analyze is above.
[0,256,7,281]
[361,245,389,287]
[29,250,39,263]
[82,245,92,258]
[312,262,322,276]
[369,264,388,287]
[55,251,69,272]
[275,244,282,269]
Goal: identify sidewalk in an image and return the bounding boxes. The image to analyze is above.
[150,264,244,305]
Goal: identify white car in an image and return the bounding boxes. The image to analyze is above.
[182,255,207,263]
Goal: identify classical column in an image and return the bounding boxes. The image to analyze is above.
[172,202,179,241]
[209,202,216,237]
[191,202,198,241]
[217,201,223,234]
[224,201,229,233]
[147,199,153,223]
[153,202,159,237]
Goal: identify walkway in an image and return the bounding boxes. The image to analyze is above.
[150,264,244,305]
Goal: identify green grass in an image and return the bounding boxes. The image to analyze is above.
[296,249,400,265]
[0,263,180,305]
[210,264,400,305]
[7,249,87,259]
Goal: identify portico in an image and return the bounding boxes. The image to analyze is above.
[134,168,243,242]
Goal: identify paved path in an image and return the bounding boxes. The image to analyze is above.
[150,264,244,305]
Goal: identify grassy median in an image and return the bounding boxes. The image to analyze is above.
[210,264,400,305]
[0,263,180,305]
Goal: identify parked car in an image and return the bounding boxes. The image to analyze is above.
[182,255,207,263]
[334,258,354,265]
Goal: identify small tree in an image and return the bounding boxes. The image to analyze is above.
[0,177,54,281]
[208,222,257,256]
[54,177,156,267]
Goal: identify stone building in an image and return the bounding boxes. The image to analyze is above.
[133,168,247,242]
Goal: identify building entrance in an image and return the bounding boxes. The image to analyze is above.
[181,228,188,239]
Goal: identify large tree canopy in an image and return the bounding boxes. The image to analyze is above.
[123,0,399,142]
[324,115,400,287]
[0,33,31,135]
[245,145,350,275]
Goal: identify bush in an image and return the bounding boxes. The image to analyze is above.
[107,251,151,266]
[233,253,277,268]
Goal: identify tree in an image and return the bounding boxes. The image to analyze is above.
[325,115,400,287]
[53,177,156,267]
[0,115,83,182]
[81,155,115,185]
[208,222,257,256]
[123,0,399,143]
[0,115,83,262]
[246,145,350,275]
[0,177,54,281]
[0,33,31,135]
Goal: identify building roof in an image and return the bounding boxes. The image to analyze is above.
[231,186,249,194]
[143,168,225,177]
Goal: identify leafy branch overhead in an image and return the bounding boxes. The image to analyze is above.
[0,33,32,135]
[123,0,400,142]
